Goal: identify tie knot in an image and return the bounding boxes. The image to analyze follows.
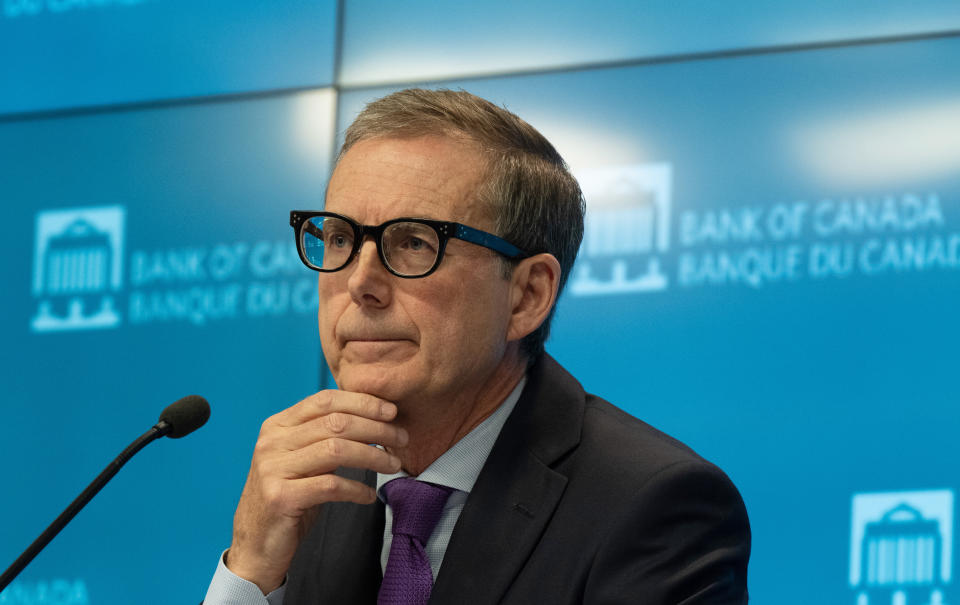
[382,477,454,544]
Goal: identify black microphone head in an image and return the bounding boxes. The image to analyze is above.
[158,395,210,439]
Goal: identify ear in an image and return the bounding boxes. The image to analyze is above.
[506,253,562,343]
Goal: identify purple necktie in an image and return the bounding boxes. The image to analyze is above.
[378,477,454,605]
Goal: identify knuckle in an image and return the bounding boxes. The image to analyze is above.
[313,390,334,412]
[323,438,345,460]
[323,412,350,434]
[315,474,340,497]
[253,433,277,456]
[261,480,286,509]
[249,456,273,481]
[366,397,384,417]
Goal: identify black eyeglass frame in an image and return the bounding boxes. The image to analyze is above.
[290,210,529,278]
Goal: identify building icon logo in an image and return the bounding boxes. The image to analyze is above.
[569,163,672,296]
[850,489,954,605]
[31,206,126,332]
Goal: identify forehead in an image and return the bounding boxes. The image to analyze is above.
[324,135,489,225]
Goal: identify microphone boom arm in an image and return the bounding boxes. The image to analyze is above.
[0,423,166,591]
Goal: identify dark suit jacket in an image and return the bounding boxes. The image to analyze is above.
[285,354,751,604]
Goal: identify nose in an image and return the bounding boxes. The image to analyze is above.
[347,238,392,308]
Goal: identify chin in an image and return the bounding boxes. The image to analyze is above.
[335,363,421,403]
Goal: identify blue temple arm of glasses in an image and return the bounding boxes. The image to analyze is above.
[303,221,323,239]
[454,224,526,259]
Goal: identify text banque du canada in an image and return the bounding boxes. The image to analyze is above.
[127,240,318,326]
[676,193,956,288]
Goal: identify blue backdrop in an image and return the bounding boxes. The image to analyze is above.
[1,2,957,604]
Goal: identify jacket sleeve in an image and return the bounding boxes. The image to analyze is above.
[584,460,751,604]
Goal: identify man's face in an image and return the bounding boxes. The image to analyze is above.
[318,135,516,411]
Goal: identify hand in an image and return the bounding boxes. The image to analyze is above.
[225,390,408,593]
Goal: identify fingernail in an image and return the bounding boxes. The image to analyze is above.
[391,455,402,470]
[398,428,409,446]
[381,402,396,418]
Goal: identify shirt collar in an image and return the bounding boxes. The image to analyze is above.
[377,376,526,497]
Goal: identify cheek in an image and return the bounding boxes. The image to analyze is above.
[316,279,347,360]
[416,284,510,361]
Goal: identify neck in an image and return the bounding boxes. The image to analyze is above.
[389,347,526,476]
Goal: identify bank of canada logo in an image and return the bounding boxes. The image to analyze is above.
[851,489,954,605]
[569,163,672,296]
[31,206,125,332]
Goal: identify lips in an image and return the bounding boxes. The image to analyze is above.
[337,326,417,348]
[339,333,414,344]
[342,333,407,341]
[334,313,419,355]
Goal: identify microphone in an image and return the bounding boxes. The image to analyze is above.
[156,394,211,438]
[0,395,210,591]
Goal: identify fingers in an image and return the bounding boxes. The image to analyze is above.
[228,388,402,591]
[286,474,381,507]
[276,389,398,427]
[250,388,407,487]
[273,436,402,478]
[252,471,383,521]
[282,411,409,451]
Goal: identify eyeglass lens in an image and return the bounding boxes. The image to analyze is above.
[302,216,442,276]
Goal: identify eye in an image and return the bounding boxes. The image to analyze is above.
[324,227,353,248]
[405,236,427,251]
[388,223,438,254]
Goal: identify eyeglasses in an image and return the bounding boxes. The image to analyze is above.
[290,210,529,278]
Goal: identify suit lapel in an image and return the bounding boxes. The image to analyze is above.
[430,355,584,604]
[286,467,384,603]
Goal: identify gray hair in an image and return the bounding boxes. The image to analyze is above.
[339,88,584,362]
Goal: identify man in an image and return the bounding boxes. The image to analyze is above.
[205,88,750,604]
